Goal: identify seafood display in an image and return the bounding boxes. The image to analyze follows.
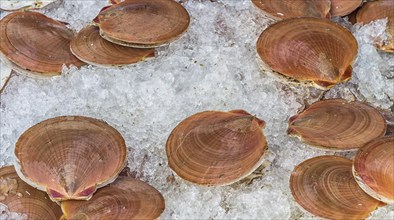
[0,0,393,219]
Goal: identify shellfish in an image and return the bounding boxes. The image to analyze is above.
[61,176,165,219]
[256,17,358,89]
[251,0,331,20]
[353,136,394,204]
[290,156,380,219]
[166,110,267,186]
[70,25,155,67]
[0,166,63,219]
[287,99,386,150]
[356,0,394,53]
[94,0,190,48]
[14,116,127,201]
[0,12,85,77]
[330,0,363,16]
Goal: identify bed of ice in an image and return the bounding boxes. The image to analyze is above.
[0,0,393,219]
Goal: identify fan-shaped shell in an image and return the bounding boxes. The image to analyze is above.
[256,17,358,89]
[356,0,394,53]
[94,0,190,48]
[353,136,394,204]
[0,166,63,219]
[70,25,155,67]
[0,0,57,11]
[251,0,331,20]
[61,176,165,220]
[330,0,363,16]
[290,156,380,219]
[166,110,267,186]
[287,99,386,150]
[0,12,85,77]
[14,116,127,201]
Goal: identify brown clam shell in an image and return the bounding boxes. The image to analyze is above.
[356,0,394,53]
[330,0,363,17]
[61,176,165,220]
[0,12,84,77]
[256,17,358,89]
[0,166,63,219]
[94,0,190,48]
[287,99,386,150]
[166,110,267,186]
[14,116,127,201]
[251,0,331,20]
[70,25,155,67]
[290,156,380,219]
[353,136,394,204]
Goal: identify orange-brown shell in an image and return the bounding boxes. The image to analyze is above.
[14,116,127,201]
[61,176,165,220]
[70,25,155,67]
[353,136,394,204]
[166,110,267,186]
[256,17,358,89]
[0,166,63,219]
[290,156,380,219]
[330,0,363,16]
[0,12,85,77]
[95,0,190,48]
[356,0,394,53]
[251,0,331,20]
[288,99,386,150]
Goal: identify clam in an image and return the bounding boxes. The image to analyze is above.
[0,166,63,219]
[70,25,155,67]
[14,116,127,201]
[94,0,190,48]
[251,0,331,20]
[356,0,394,53]
[290,156,380,219]
[61,176,165,220]
[256,17,358,89]
[0,0,57,11]
[287,99,386,150]
[353,136,394,204]
[166,110,267,186]
[330,0,363,16]
[0,12,85,78]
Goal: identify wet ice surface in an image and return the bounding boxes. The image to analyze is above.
[0,0,393,219]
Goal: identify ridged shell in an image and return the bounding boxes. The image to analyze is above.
[287,99,386,150]
[0,166,63,219]
[251,0,331,20]
[290,156,380,220]
[0,12,85,77]
[356,0,394,53]
[0,0,57,11]
[14,116,127,201]
[330,0,363,16]
[353,136,394,204]
[256,17,358,89]
[61,176,165,220]
[166,110,267,186]
[70,25,155,67]
[94,0,190,48]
